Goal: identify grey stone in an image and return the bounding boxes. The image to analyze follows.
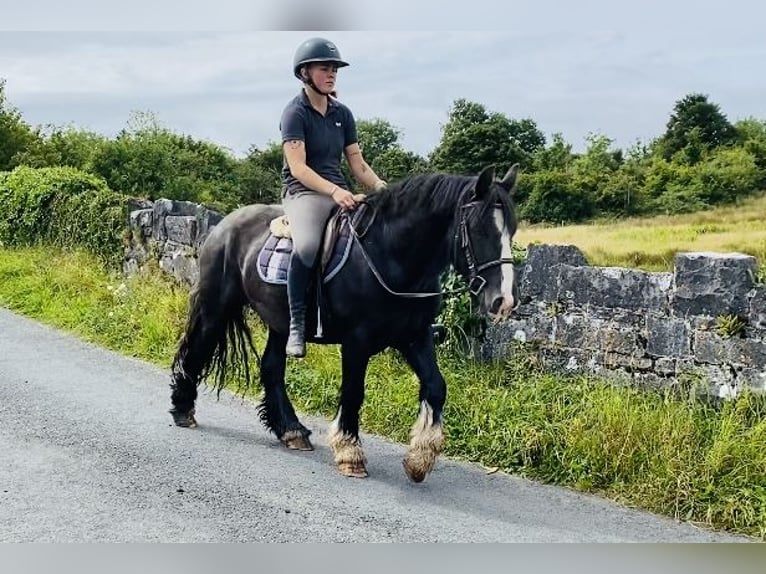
[600,323,643,356]
[129,208,153,237]
[152,198,199,218]
[195,207,223,247]
[558,266,671,311]
[654,358,676,376]
[554,313,595,350]
[694,331,730,365]
[750,287,766,330]
[482,315,554,360]
[646,315,691,358]
[737,368,766,391]
[160,241,200,286]
[603,353,653,371]
[518,244,588,304]
[694,330,766,369]
[127,198,153,212]
[165,216,198,246]
[673,252,757,318]
[728,338,766,370]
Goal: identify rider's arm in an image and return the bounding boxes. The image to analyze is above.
[344,143,386,191]
[282,140,340,197]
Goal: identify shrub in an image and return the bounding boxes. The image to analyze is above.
[0,166,128,266]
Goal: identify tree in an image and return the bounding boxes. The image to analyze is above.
[660,93,736,160]
[371,147,429,183]
[430,99,545,175]
[14,125,107,169]
[0,79,40,171]
[571,133,623,213]
[520,170,594,224]
[734,118,766,188]
[89,113,241,209]
[356,118,401,167]
[234,143,283,206]
[532,133,574,171]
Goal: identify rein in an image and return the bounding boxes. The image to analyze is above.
[346,192,513,299]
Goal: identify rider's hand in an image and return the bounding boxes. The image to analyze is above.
[331,187,358,210]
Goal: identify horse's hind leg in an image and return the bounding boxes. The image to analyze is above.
[258,328,313,450]
[169,301,219,426]
[169,282,236,427]
[397,330,446,483]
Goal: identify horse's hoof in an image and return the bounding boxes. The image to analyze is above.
[171,410,198,428]
[338,461,368,478]
[281,431,314,451]
[402,458,427,483]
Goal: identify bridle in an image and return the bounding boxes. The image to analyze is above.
[347,190,514,299]
[455,197,515,296]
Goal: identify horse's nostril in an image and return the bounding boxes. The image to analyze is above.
[490,297,504,315]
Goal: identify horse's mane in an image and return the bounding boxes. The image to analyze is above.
[363,172,516,232]
[364,174,470,218]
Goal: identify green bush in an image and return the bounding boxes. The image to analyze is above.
[0,166,128,266]
[436,270,486,354]
[519,169,595,223]
[88,117,243,212]
[695,147,760,204]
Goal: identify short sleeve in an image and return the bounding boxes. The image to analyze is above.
[343,107,358,147]
[280,104,305,142]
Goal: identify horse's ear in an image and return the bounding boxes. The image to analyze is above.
[474,165,495,201]
[499,163,520,195]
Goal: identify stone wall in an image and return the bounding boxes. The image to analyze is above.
[481,245,766,397]
[125,199,766,396]
[124,198,222,286]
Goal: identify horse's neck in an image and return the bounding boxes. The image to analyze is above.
[376,185,463,282]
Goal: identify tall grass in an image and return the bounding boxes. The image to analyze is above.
[517,193,766,270]
[1,246,764,539]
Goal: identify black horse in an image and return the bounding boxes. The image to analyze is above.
[169,163,520,482]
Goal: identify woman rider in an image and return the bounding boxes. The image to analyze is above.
[280,37,387,357]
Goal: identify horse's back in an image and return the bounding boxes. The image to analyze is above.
[195,203,281,281]
[202,203,279,251]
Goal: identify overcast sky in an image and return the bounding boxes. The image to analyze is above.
[1,1,764,158]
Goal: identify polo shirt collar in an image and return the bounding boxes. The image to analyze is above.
[299,89,337,109]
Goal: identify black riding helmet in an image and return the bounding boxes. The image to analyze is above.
[293,37,349,81]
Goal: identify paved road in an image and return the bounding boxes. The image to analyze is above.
[0,308,748,542]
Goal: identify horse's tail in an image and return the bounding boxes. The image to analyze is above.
[170,240,259,398]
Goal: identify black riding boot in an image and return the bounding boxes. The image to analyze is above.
[286,255,312,357]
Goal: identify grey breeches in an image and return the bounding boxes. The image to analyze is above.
[282,191,337,267]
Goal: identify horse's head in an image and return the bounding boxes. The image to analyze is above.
[453,164,520,321]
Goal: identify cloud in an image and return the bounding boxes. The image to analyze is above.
[1,23,765,159]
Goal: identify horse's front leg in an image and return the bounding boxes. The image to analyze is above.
[397,329,446,483]
[328,339,372,478]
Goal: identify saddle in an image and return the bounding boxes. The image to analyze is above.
[257,204,370,286]
[256,203,371,340]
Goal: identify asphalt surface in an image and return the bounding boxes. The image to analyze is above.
[0,307,749,542]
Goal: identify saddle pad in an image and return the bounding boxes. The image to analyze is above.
[256,217,355,285]
[256,235,293,284]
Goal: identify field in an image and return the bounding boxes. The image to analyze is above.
[516,194,766,271]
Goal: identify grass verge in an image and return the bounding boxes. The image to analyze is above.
[1,246,764,539]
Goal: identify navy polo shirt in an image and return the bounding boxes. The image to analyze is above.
[280,90,358,196]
